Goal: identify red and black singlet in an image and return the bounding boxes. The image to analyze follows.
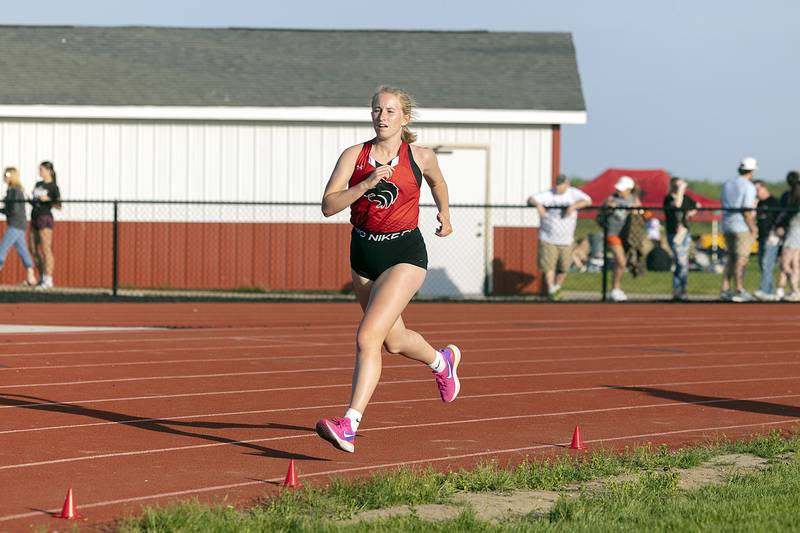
[349,140,423,233]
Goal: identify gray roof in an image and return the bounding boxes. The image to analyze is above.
[0,26,584,111]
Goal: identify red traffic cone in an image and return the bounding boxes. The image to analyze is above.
[570,425,585,450]
[282,460,301,488]
[57,487,83,519]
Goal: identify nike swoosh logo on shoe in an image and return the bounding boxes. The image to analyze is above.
[343,431,355,438]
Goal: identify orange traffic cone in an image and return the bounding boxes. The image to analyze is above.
[282,460,301,488]
[570,425,585,450]
[56,487,83,519]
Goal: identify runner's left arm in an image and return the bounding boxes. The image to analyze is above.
[417,147,452,237]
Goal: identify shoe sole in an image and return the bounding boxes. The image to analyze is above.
[445,344,461,403]
[315,420,354,453]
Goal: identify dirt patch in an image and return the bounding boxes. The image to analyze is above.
[677,453,769,490]
[452,490,562,522]
[342,453,779,525]
[340,504,461,525]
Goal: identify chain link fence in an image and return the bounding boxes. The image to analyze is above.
[0,199,797,302]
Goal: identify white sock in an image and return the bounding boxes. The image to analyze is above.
[344,408,362,432]
[429,350,446,373]
[43,275,53,284]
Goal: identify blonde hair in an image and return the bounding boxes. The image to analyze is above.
[3,167,23,191]
[371,85,418,143]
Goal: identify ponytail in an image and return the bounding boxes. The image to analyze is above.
[401,125,417,144]
[39,160,62,210]
[40,161,57,183]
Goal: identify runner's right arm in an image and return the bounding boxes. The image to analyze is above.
[321,145,390,217]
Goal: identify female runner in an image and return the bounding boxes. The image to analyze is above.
[316,86,461,453]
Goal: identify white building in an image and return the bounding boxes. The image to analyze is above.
[0,26,586,296]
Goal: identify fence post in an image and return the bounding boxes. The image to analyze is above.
[601,219,608,302]
[112,201,119,297]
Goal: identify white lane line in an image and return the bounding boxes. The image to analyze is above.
[0,334,309,347]
[3,346,799,373]
[2,416,796,524]
[4,372,800,413]
[0,315,788,348]
[1,330,795,363]
[0,325,156,334]
[2,392,799,471]
[4,359,800,391]
[0,320,485,345]
[0,322,796,357]
[0,342,311,360]
[244,336,329,346]
[228,320,800,340]
[5,374,800,435]
[204,323,800,342]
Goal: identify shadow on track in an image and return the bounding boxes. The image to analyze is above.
[606,385,800,418]
[0,393,325,461]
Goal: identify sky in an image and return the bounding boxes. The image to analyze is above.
[3,0,798,182]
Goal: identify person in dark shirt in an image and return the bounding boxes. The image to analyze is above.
[753,180,781,300]
[29,161,61,289]
[774,171,800,300]
[0,167,37,285]
[663,177,698,301]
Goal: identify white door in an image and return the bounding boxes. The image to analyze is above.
[418,146,488,297]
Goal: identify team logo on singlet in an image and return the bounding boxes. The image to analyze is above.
[364,179,399,209]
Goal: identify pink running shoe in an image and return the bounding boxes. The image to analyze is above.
[315,417,356,453]
[434,344,461,402]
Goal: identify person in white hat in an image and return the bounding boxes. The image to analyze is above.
[602,175,640,302]
[719,157,758,302]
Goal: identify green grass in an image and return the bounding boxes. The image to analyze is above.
[573,218,720,243]
[118,431,800,532]
[562,256,769,296]
[507,460,800,532]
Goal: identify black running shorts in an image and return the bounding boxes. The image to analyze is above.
[350,227,428,281]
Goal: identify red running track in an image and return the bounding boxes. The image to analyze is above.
[0,302,799,530]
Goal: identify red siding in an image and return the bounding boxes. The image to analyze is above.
[0,221,352,292]
[492,226,541,295]
[1,222,544,296]
[0,221,113,288]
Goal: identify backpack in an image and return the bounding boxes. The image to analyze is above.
[595,206,610,229]
[647,245,672,272]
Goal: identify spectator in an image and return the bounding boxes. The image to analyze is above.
[753,180,781,300]
[571,237,590,273]
[774,171,800,301]
[527,174,591,300]
[646,217,662,247]
[603,175,639,302]
[663,177,699,301]
[623,189,649,278]
[29,161,60,290]
[0,167,37,286]
[586,233,606,272]
[720,157,757,302]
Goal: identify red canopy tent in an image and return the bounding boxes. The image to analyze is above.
[578,168,720,221]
